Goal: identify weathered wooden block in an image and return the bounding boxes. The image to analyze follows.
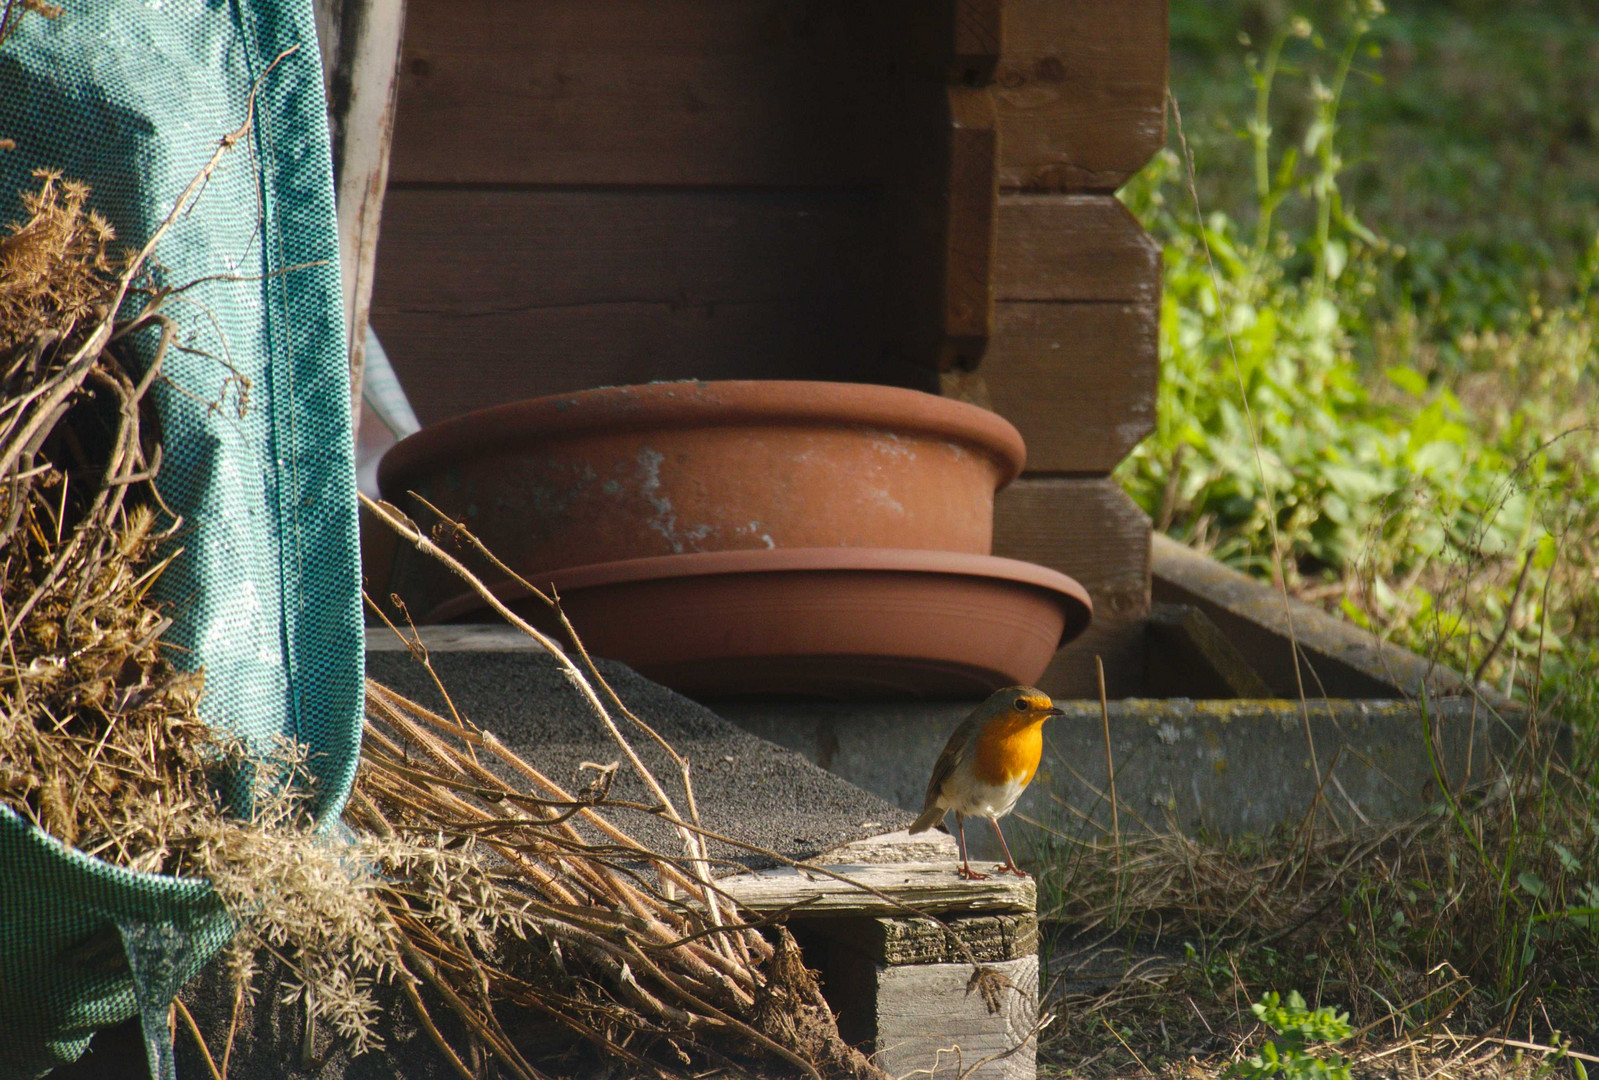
[820,912,1038,966]
[873,955,1039,1080]
[974,301,1159,474]
[719,862,1035,919]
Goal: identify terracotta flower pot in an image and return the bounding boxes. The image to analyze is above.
[378,380,1026,617]
[429,548,1093,699]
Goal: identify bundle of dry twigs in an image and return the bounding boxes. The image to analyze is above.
[0,169,231,870]
[346,493,891,1080]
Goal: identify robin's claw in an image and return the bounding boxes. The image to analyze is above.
[1005,865,1029,878]
[956,865,990,881]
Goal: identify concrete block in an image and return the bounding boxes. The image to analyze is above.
[718,697,1530,854]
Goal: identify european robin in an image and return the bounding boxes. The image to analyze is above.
[908,685,1064,880]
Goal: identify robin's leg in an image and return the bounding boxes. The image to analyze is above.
[991,818,1027,877]
[955,813,988,880]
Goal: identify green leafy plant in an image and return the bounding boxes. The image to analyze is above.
[1227,991,1353,1080]
[1118,0,1599,707]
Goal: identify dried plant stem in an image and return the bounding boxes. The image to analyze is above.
[361,494,728,918]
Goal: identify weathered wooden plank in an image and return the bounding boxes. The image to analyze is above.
[1151,533,1520,707]
[1145,602,1275,699]
[973,302,1159,474]
[873,955,1039,1080]
[819,829,960,866]
[369,187,889,423]
[952,0,1005,82]
[996,0,1167,191]
[994,195,1161,303]
[717,863,1035,918]
[993,477,1151,698]
[314,0,407,423]
[820,912,1037,966]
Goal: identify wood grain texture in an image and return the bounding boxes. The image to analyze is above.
[978,302,1159,474]
[388,0,897,186]
[717,862,1035,917]
[873,955,1039,1080]
[995,195,1161,303]
[993,477,1152,698]
[819,912,1038,965]
[996,0,1168,191]
[369,187,890,423]
[875,79,1001,373]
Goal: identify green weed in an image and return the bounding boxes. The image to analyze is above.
[1120,0,1599,706]
[1227,992,1352,1080]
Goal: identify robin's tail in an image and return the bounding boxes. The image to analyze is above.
[908,805,946,834]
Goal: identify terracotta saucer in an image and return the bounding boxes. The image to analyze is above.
[428,548,1092,700]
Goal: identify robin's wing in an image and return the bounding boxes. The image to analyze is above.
[920,715,980,814]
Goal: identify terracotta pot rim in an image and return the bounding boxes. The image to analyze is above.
[379,380,1028,494]
[427,546,1093,633]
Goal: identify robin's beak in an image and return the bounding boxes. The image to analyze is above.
[1044,706,1065,717]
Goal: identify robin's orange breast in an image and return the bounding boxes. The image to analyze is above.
[970,717,1046,789]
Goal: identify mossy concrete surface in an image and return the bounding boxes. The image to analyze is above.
[719,696,1533,858]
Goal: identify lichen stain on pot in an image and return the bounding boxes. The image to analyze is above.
[636,445,720,555]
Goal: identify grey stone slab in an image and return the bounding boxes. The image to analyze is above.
[365,627,914,872]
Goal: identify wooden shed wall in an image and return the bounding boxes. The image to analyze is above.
[369,0,1167,698]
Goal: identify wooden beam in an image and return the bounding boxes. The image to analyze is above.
[995,195,1161,303]
[995,477,1150,625]
[387,0,897,187]
[996,0,1168,192]
[817,912,1038,966]
[872,956,1038,1080]
[942,195,1160,472]
[314,0,408,424]
[993,477,1151,697]
[883,85,1001,372]
[966,301,1158,474]
[1145,603,1275,699]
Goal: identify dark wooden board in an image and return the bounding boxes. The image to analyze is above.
[388,0,900,186]
[369,187,890,423]
[995,195,1162,303]
[996,0,1168,191]
[389,0,1163,190]
[993,477,1151,698]
[977,301,1159,474]
[881,84,1001,372]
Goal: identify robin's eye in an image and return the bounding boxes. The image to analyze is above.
[1013,697,1029,712]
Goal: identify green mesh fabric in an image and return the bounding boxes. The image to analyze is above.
[0,0,363,1074]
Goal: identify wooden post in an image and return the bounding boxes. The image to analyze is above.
[313,0,408,430]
